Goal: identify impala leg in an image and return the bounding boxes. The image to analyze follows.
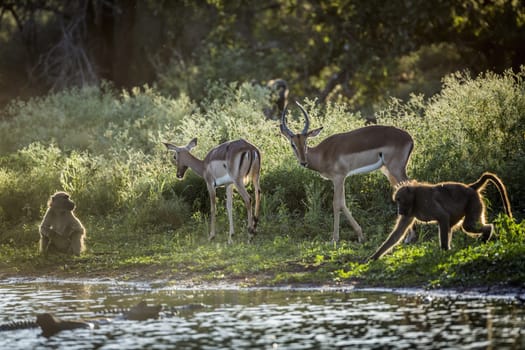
[341,206,364,242]
[208,185,217,241]
[235,182,255,240]
[226,184,234,244]
[380,167,404,187]
[252,170,261,232]
[332,202,341,244]
[332,178,363,243]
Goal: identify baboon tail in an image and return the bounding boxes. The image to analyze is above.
[469,172,513,218]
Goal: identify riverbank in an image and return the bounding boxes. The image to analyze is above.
[1,273,524,303]
[1,232,524,296]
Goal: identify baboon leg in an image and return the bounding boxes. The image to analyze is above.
[225,184,235,244]
[437,217,452,250]
[69,232,84,256]
[480,224,493,242]
[404,230,418,244]
[381,165,417,243]
[462,198,492,242]
[369,215,415,260]
[39,236,50,254]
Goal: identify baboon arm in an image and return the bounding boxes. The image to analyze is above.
[39,224,53,237]
[369,215,416,260]
[39,212,55,236]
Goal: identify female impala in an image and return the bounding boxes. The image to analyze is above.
[163,138,261,244]
[280,102,414,243]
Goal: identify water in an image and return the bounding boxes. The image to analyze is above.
[0,278,524,349]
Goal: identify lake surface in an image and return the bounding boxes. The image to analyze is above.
[0,278,524,349]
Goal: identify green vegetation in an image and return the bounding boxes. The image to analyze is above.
[0,69,524,289]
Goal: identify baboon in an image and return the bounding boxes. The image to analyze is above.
[264,79,289,118]
[369,172,513,260]
[163,138,261,244]
[39,191,86,256]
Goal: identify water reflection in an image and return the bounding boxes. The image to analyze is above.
[0,279,523,349]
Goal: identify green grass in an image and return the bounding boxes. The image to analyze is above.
[1,214,523,289]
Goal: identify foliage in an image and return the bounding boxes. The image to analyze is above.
[0,68,524,289]
[1,1,524,112]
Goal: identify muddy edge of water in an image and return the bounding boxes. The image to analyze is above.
[1,276,524,301]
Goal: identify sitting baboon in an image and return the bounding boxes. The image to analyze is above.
[39,191,86,256]
[369,172,512,260]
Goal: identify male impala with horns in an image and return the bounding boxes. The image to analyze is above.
[280,102,414,243]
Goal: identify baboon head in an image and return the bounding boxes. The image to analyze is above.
[162,138,197,179]
[49,192,75,211]
[393,186,415,216]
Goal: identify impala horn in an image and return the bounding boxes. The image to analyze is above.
[280,104,294,137]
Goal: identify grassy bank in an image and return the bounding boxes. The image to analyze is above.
[0,69,524,289]
[1,215,524,289]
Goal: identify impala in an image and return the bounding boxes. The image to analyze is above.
[163,138,261,244]
[280,102,414,243]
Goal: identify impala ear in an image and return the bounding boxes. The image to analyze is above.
[307,127,323,138]
[187,138,198,150]
[162,142,178,152]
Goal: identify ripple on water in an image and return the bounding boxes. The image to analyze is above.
[0,281,524,349]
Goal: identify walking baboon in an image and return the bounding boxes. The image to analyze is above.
[369,172,512,260]
[39,191,86,256]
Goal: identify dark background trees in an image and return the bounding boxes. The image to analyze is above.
[1,0,524,110]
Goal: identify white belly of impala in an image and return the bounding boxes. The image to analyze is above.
[214,173,234,187]
[347,153,384,176]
